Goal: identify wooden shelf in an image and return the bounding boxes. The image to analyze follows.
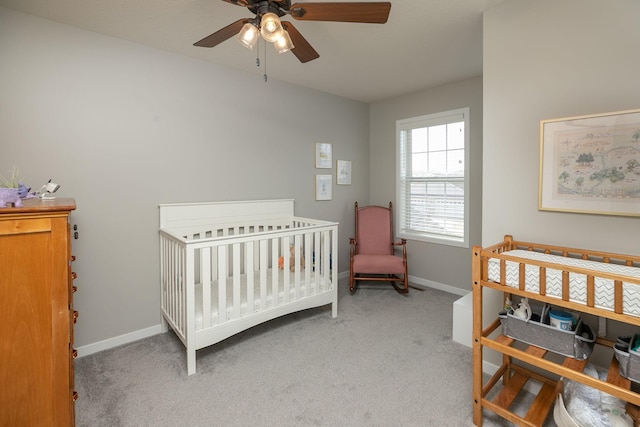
[472,237,640,426]
[479,317,639,426]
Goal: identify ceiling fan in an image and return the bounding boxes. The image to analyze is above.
[194,1,392,63]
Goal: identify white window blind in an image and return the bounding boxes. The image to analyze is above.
[396,108,469,247]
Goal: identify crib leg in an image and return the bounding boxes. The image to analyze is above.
[187,349,196,375]
[331,298,338,318]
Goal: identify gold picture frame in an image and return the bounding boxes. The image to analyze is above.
[539,108,640,217]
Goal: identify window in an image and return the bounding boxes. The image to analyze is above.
[396,108,469,247]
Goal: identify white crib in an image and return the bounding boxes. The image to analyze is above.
[159,199,338,375]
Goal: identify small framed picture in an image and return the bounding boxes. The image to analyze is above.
[315,142,332,169]
[336,160,352,185]
[315,174,332,200]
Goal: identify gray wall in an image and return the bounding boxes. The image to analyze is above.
[483,0,640,254]
[0,7,370,350]
[5,0,637,355]
[482,0,640,357]
[369,77,483,293]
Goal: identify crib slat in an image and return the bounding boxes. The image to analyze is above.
[272,238,279,307]
[218,246,227,323]
[586,275,595,307]
[304,233,312,295]
[283,236,290,304]
[615,280,623,314]
[201,247,212,328]
[260,239,268,311]
[232,243,241,319]
[295,234,302,299]
[246,241,254,315]
[322,231,331,290]
[314,231,321,289]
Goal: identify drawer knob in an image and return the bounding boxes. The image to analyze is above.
[73,310,79,323]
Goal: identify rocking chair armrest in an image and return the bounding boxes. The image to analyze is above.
[393,239,407,259]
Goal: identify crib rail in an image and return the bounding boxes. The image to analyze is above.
[160,217,338,350]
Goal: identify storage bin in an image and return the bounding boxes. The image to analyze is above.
[613,334,640,383]
[498,303,595,360]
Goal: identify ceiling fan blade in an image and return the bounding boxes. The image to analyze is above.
[194,18,251,48]
[282,21,319,63]
[290,2,391,23]
[220,0,250,6]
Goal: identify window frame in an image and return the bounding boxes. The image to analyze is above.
[396,107,470,248]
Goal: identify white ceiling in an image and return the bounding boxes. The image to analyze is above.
[0,0,504,103]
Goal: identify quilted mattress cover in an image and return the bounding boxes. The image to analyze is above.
[487,249,640,317]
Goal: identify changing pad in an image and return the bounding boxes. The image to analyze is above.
[487,249,640,316]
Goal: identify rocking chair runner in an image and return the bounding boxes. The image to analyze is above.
[349,202,408,293]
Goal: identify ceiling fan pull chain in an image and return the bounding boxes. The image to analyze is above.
[263,38,268,82]
[255,37,260,67]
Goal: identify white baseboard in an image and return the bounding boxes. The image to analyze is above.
[408,275,469,296]
[338,270,468,297]
[76,325,162,358]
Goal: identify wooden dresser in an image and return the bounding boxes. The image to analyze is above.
[0,198,77,426]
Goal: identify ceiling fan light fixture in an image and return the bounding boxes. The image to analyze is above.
[237,22,259,50]
[260,12,283,42]
[274,29,294,54]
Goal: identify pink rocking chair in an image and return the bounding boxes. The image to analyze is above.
[349,202,408,293]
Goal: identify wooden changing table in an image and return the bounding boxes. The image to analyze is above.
[472,235,640,426]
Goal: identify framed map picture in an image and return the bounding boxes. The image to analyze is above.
[539,108,640,217]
